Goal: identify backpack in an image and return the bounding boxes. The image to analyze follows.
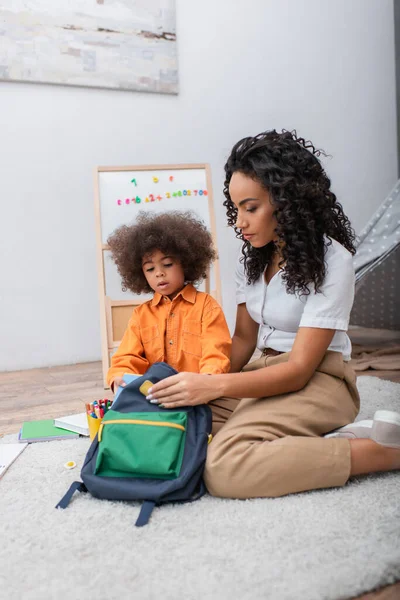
[55,362,213,526]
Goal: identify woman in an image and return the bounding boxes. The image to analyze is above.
[145,129,400,499]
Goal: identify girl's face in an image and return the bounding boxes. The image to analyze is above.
[142,250,185,299]
[229,171,278,248]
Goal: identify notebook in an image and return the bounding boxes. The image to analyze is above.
[54,412,89,436]
[112,373,140,407]
[0,443,28,479]
[19,419,79,443]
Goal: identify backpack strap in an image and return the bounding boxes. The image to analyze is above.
[55,481,87,509]
[135,500,156,527]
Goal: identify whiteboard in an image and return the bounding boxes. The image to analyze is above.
[98,167,211,245]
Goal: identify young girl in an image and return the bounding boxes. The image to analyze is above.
[106,211,231,392]
[144,130,400,499]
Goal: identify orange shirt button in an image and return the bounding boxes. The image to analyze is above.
[169,340,173,345]
[170,313,174,317]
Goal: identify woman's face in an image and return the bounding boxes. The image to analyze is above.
[228,172,278,248]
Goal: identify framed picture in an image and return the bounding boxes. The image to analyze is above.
[0,0,178,94]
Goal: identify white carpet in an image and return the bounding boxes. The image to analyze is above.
[0,376,399,600]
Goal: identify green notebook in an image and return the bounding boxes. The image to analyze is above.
[19,419,79,443]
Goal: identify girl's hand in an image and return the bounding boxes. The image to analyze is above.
[111,377,126,394]
[145,372,221,409]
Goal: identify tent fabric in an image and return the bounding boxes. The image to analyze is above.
[350,181,400,330]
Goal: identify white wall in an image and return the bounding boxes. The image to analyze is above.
[0,0,397,371]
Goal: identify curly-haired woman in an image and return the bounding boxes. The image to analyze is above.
[145,130,400,498]
[107,211,231,391]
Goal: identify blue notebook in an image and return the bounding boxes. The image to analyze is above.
[112,373,140,408]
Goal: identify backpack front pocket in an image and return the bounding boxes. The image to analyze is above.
[94,411,187,479]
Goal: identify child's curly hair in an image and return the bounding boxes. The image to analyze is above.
[107,211,217,294]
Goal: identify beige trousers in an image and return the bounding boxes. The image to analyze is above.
[205,351,360,499]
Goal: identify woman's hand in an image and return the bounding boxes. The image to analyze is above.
[145,372,221,409]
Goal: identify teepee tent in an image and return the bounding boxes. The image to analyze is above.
[350,181,400,330]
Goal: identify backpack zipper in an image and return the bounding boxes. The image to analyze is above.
[98,419,185,442]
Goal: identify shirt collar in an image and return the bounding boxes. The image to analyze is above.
[151,283,197,306]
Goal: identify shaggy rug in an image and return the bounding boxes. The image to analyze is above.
[0,376,399,600]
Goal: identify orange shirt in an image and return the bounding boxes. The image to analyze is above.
[107,284,231,388]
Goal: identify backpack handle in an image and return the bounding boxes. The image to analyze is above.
[55,481,87,509]
[135,501,156,527]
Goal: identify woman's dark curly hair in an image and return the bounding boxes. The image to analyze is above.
[223,129,356,294]
[107,211,217,294]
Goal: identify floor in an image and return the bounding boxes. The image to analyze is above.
[0,360,105,436]
[1,327,399,599]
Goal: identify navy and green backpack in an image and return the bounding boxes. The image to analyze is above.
[56,362,213,526]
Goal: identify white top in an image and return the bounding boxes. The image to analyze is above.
[235,238,355,360]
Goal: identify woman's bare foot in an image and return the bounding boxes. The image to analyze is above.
[350,438,400,476]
